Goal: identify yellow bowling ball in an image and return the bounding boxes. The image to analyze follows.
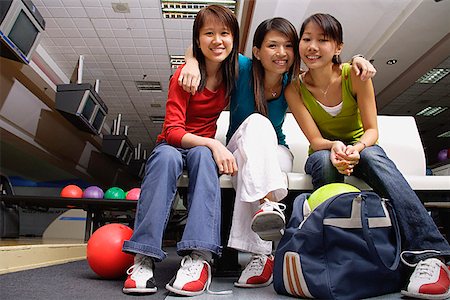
[308,183,360,210]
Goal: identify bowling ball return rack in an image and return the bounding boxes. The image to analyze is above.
[0,189,244,277]
[0,195,136,242]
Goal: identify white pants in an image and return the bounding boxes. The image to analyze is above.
[226,114,293,255]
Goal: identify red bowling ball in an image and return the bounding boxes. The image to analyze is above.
[126,188,141,200]
[60,185,83,198]
[86,223,134,279]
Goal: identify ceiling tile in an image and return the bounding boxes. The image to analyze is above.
[66,7,88,18]
[95,29,114,37]
[141,8,161,19]
[85,7,107,18]
[144,19,163,29]
[64,0,83,6]
[117,38,134,47]
[127,9,144,19]
[48,7,70,18]
[92,19,111,30]
[68,38,86,47]
[130,29,149,38]
[113,29,132,38]
[109,18,128,29]
[105,47,122,55]
[121,47,138,55]
[72,18,94,29]
[79,28,98,38]
[43,0,64,8]
[147,29,165,39]
[139,0,160,8]
[64,28,82,38]
[81,0,102,6]
[45,28,66,38]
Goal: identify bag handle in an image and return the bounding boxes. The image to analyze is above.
[360,195,401,271]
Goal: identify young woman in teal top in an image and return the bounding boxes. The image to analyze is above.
[180,17,375,288]
[286,13,450,300]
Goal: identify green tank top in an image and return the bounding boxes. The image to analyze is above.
[297,63,364,154]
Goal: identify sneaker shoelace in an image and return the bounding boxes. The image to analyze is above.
[179,255,204,280]
[246,255,267,273]
[262,198,286,213]
[412,259,439,281]
[178,255,232,295]
[126,255,153,277]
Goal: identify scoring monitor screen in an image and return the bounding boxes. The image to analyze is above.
[8,10,39,56]
[92,110,105,131]
[81,95,96,121]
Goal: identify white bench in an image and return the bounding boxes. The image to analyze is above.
[200,111,450,194]
[179,111,450,273]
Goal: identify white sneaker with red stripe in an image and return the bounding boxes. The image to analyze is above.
[401,258,450,300]
[122,254,157,294]
[251,198,286,241]
[234,254,274,288]
[165,254,211,296]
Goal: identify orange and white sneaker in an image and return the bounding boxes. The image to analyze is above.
[251,198,286,241]
[401,258,450,300]
[234,254,274,288]
[123,254,157,294]
[165,254,211,296]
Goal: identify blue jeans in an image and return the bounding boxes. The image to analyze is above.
[122,143,222,262]
[305,145,450,263]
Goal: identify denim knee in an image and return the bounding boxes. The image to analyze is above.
[186,146,214,164]
[146,144,183,171]
[358,145,396,174]
[306,150,343,189]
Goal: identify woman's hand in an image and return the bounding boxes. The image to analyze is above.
[331,141,360,175]
[178,62,201,95]
[208,139,238,176]
[351,56,376,81]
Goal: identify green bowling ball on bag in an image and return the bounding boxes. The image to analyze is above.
[307,183,360,211]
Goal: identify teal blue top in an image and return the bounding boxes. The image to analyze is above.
[226,54,289,146]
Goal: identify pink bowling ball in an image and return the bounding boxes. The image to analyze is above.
[126,188,141,200]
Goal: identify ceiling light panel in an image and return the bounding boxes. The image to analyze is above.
[150,116,166,124]
[416,68,450,84]
[170,55,185,69]
[416,106,448,117]
[136,81,162,92]
[437,131,450,138]
[161,0,237,19]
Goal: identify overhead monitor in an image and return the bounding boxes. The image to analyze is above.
[0,0,45,64]
[56,83,108,135]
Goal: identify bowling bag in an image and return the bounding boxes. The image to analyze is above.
[273,192,403,300]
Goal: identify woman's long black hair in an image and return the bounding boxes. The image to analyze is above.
[252,18,300,116]
[192,5,240,98]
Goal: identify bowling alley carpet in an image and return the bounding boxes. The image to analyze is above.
[1,247,405,300]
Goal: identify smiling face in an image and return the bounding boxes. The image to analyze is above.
[253,30,295,76]
[299,21,343,69]
[197,17,234,65]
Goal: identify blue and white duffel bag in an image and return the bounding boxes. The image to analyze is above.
[273,192,403,300]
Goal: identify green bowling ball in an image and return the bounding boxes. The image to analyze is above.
[308,183,360,211]
[104,187,126,199]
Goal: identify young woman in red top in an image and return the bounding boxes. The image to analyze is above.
[121,5,239,296]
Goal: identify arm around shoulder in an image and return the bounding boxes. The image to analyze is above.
[178,45,201,95]
[350,69,378,147]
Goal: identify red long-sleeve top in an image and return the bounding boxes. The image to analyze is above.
[156,65,229,147]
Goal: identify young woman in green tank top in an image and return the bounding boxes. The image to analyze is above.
[285,13,450,300]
